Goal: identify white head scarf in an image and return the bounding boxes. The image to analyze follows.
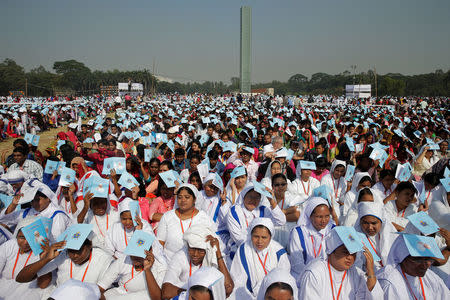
[256,268,298,300]
[183,223,219,268]
[177,183,199,203]
[13,216,37,236]
[350,172,371,193]
[297,197,330,227]
[248,217,274,242]
[264,160,282,179]
[182,267,226,300]
[325,227,344,255]
[330,159,346,177]
[386,234,412,265]
[118,198,135,214]
[3,170,30,185]
[236,184,263,206]
[50,279,100,300]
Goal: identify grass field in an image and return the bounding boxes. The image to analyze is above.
[0,124,71,154]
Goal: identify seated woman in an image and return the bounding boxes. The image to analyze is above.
[353,201,397,271]
[230,218,290,299]
[145,179,175,232]
[226,166,249,205]
[98,235,167,300]
[341,172,372,221]
[320,159,347,220]
[288,161,320,207]
[289,197,337,283]
[78,191,119,251]
[261,160,293,191]
[157,184,214,259]
[371,169,396,199]
[55,180,82,222]
[197,173,231,244]
[256,268,298,300]
[161,224,233,299]
[104,198,153,259]
[271,173,302,248]
[0,217,47,300]
[16,225,113,295]
[377,233,449,299]
[226,185,286,256]
[298,226,383,299]
[382,181,418,232]
[342,187,380,227]
[0,187,72,239]
[173,267,227,300]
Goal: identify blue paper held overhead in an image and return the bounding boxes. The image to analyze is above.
[118,171,139,190]
[357,232,381,262]
[102,157,126,175]
[128,201,141,227]
[22,218,49,255]
[159,170,182,188]
[334,226,364,254]
[252,180,272,198]
[59,167,76,187]
[407,211,439,236]
[313,185,333,205]
[57,224,93,251]
[124,230,155,258]
[344,165,355,181]
[402,233,444,260]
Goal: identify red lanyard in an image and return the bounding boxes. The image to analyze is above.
[124,266,142,292]
[177,209,195,234]
[189,261,202,277]
[70,252,92,282]
[257,252,269,275]
[301,179,310,195]
[280,197,285,210]
[94,215,108,237]
[328,261,347,300]
[332,178,340,198]
[425,191,431,203]
[397,208,406,218]
[401,269,426,300]
[124,228,128,246]
[366,235,383,267]
[12,250,32,279]
[310,235,323,258]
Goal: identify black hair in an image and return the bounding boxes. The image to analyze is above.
[160,160,174,170]
[251,224,272,237]
[175,148,185,156]
[207,149,219,160]
[13,147,27,156]
[357,187,373,202]
[423,172,440,187]
[379,169,395,179]
[176,186,196,199]
[396,181,417,194]
[316,157,328,169]
[358,176,373,187]
[149,157,160,166]
[265,282,294,298]
[189,285,213,298]
[13,139,29,153]
[271,173,287,185]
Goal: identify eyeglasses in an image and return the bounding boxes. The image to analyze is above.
[273,183,287,187]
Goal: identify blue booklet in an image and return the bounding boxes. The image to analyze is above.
[407,211,439,236]
[144,149,153,162]
[129,200,141,227]
[22,218,49,255]
[344,165,355,181]
[102,157,126,175]
[44,160,66,175]
[357,232,381,262]
[57,224,93,251]
[118,172,139,190]
[59,167,76,187]
[124,230,155,258]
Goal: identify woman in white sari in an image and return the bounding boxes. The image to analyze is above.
[377,233,449,299]
[230,218,290,299]
[353,201,397,271]
[289,197,336,283]
[321,159,347,220]
[341,172,372,222]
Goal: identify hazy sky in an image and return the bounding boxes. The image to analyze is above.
[1,0,449,83]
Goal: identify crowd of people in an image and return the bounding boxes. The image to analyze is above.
[0,94,449,300]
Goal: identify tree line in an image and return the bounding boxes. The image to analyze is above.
[0,58,449,97]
